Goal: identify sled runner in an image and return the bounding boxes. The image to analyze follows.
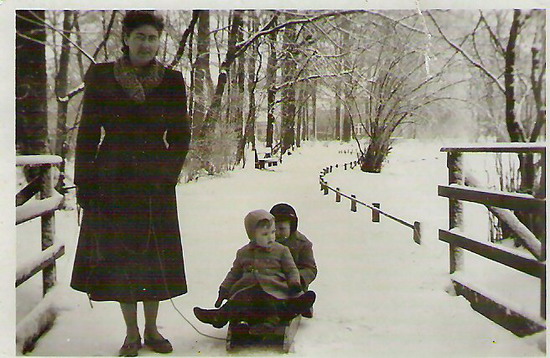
[226,315,301,353]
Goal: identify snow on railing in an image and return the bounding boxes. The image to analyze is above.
[16,155,65,354]
[16,286,60,354]
[438,144,546,337]
[319,160,422,245]
[16,242,65,287]
[440,143,546,153]
[16,155,63,167]
[16,190,64,225]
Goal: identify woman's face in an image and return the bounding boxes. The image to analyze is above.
[124,24,160,67]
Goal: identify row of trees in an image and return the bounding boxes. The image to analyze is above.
[16,10,545,185]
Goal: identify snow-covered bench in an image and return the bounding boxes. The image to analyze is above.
[254,148,279,169]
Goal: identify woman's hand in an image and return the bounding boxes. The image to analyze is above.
[77,184,97,209]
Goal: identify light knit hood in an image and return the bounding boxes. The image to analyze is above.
[244,210,275,240]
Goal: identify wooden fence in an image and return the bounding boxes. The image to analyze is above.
[319,160,422,245]
[438,144,546,337]
[16,155,65,354]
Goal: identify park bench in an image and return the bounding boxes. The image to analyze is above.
[254,148,280,169]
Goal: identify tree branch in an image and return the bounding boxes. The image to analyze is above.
[234,10,364,58]
[92,10,117,61]
[366,10,428,35]
[273,71,352,91]
[479,10,506,55]
[426,11,506,94]
[169,10,200,69]
[19,12,95,63]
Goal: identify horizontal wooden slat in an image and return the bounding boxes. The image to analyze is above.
[451,276,545,336]
[439,229,545,278]
[16,155,63,167]
[16,244,65,287]
[16,287,59,354]
[438,185,545,211]
[441,143,545,153]
[16,191,64,225]
[16,175,42,206]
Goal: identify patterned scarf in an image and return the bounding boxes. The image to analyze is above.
[113,55,165,103]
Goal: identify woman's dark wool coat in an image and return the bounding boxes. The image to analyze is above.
[70,62,191,302]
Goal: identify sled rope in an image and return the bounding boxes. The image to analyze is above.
[149,198,226,341]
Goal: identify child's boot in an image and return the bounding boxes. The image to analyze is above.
[302,307,314,318]
[288,290,316,316]
[193,307,228,328]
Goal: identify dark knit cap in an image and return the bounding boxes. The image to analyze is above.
[270,203,298,233]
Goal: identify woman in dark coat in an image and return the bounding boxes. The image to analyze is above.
[70,11,191,356]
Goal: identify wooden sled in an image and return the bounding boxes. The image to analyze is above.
[226,316,301,353]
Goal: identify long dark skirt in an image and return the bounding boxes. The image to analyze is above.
[70,184,187,302]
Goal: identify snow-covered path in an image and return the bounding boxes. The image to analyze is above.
[21,141,544,357]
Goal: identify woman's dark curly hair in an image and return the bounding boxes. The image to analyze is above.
[121,10,164,54]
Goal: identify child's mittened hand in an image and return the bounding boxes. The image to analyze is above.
[214,296,225,308]
[289,285,302,296]
[215,288,229,307]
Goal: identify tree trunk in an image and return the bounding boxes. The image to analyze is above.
[341,17,352,142]
[311,80,317,140]
[236,13,260,166]
[266,13,278,148]
[54,10,74,191]
[503,10,535,194]
[360,128,391,173]
[335,97,341,140]
[16,10,49,185]
[296,86,303,148]
[280,15,297,153]
[73,13,85,79]
[303,91,309,141]
[199,10,243,138]
[192,10,210,131]
[16,10,49,157]
[235,35,245,129]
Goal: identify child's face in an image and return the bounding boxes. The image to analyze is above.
[254,223,276,248]
[275,221,292,240]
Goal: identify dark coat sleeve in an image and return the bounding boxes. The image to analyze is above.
[163,70,191,184]
[220,248,244,294]
[280,246,302,292]
[74,64,103,207]
[298,240,317,288]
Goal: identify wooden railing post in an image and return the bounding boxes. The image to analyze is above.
[336,188,341,202]
[413,221,422,245]
[539,152,546,262]
[372,203,380,222]
[323,182,329,195]
[448,151,464,274]
[41,165,56,295]
[351,195,357,212]
[541,268,546,319]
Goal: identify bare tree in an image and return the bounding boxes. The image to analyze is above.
[428,10,546,193]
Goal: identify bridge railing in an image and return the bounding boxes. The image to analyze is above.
[16,155,65,354]
[438,143,546,337]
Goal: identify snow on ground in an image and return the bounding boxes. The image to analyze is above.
[17,140,544,357]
